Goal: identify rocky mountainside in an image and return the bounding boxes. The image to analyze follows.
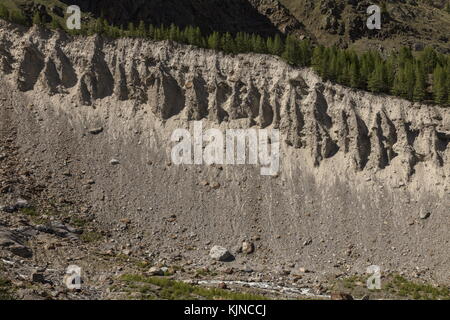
[0,22,449,298]
[280,0,450,53]
[5,0,450,52]
[55,0,310,38]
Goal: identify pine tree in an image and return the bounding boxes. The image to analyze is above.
[398,46,413,68]
[349,60,361,88]
[148,25,155,39]
[127,22,136,37]
[413,62,426,101]
[392,67,405,96]
[266,37,274,54]
[168,24,179,41]
[385,54,396,91]
[272,34,284,56]
[329,52,339,81]
[368,61,386,93]
[404,61,416,100]
[419,46,437,74]
[282,35,298,65]
[137,21,147,38]
[321,48,332,80]
[221,32,236,54]
[253,35,267,54]
[235,32,247,53]
[32,12,42,26]
[433,65,447,104]
[87,20,96,35]
[9,10,27,25]
[0,4,9,20]
[50,17,60,30]
[298,39,312,67]
[193,27,203,47]
[312,46,324,75]
[207,32,221,50]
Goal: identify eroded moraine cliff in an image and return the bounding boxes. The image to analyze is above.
[0,22,449,285]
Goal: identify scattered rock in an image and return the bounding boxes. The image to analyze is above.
[31,272,46,284]
[110,159,120,165]
[1,199,31,213]
[211,182,221,189]
[0,227,33,258]
[1,205,17,213]
[419,211,431,220]
[209,245,233,261]
[35,222,81,238]
[89,127,104,135]
[218,282,227,289]
[147,266,164,276]
[241,241,255,254]
[331,292,354,300]
[223,267,234,275]
[15,199,30,209]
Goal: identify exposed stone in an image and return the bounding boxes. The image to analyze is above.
[89,127,103,135]
[110,159,120,165]
[419,211,431,220]
[241,241,255,254]
[209,246,233,261]
[31,272,46,283]
[147,266,164,276]
[0,227,33,258]
[331,292,354,300]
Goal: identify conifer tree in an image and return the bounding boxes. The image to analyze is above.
[433,65,447,104]
[321,48,332,80]
[266,37,274,55]
[148,25,155,39]
[298,39,312,67]
[127,22,136,37]
[312,46,324,75]
[420,46,437,74]
[235,32,247,53]
[282,35,298,65]
[349,60,361,88]
[221,32,236,54]
[50,16,60,30]
[137,21,147,38]
[368,61,386,93]
[168,24,179,41]
[8,10,27,25]
[0,4,9,20]
[404,61,416,100]
[272,34,284,56]
[253,35,267,54]
[207,32,221,50]
[32,12,42,26]
[413,62,426,101]
[392,67,405,97]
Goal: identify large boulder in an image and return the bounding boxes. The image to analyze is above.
[209,246,233,261]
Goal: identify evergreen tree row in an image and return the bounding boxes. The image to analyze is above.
[0,6,449,106]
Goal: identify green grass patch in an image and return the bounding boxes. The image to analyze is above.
[385,275,450,300]
[80,231,103,243]
[334,274,450,300]
[119,274,267,300]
